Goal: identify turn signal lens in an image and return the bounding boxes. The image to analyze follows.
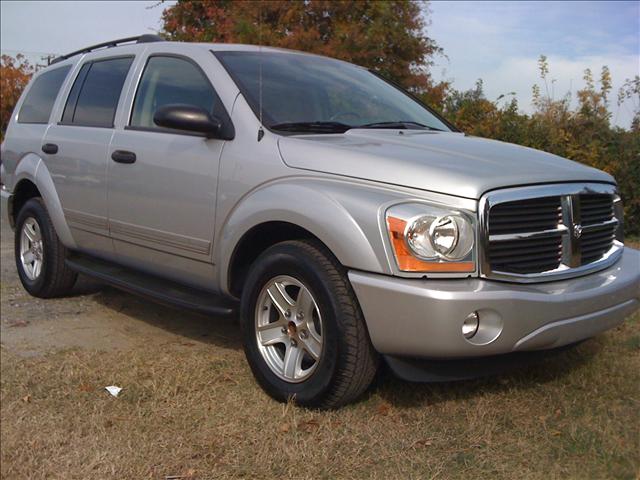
[387,216,475,273]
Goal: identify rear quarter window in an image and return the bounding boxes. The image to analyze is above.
[18,65,71,124]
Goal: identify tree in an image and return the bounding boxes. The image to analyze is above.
[161,0,449,105]
[618,75,640,132]
[0,54,33,139]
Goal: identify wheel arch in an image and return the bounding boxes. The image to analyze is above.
[227,221,328,297]
[11,154,76,248]
[218,178,393,298]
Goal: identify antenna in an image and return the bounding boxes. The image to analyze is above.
[257,6,265,142]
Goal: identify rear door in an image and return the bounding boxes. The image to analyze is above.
[3,63,71,197]
[107,52,230,276]
[43,54,135,256]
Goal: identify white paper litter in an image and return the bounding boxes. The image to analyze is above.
[105,385,122,397]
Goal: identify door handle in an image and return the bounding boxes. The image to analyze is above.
[42,143,58,154]
[111,150,137,164]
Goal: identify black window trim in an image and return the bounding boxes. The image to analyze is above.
[59,62,91,125]
[17,64,72,125]
[125,52,235,140]
[57,54,135,129]
[212,49,459,135]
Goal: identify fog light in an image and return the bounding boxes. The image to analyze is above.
[462,312,480,339]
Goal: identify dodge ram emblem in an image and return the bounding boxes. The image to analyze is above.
[573,223,583,239]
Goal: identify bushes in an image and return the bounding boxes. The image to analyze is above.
[438,57,640,236]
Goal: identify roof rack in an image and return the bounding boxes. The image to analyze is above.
[50,34,164,65]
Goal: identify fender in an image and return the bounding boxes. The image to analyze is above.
[13,153,77,249]
[216,177,414,296]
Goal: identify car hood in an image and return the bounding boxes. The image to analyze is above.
[277,130,614,199]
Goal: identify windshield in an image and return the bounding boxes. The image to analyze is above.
[215,51,452,134]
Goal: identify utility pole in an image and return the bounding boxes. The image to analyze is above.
[37,54,56,70]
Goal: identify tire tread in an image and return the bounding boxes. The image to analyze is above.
[293,240,378,408]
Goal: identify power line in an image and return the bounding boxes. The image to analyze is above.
[0,49,61,56]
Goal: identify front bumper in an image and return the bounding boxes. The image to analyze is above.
[349,247,640,359]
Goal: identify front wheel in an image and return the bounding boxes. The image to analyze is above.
[240,240,379,409]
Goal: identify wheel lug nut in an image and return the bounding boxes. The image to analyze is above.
[291,339,297,347]
[299,330,308,339]
[285,310,291,318]
[281,327,287,334]
[297,312,304,320]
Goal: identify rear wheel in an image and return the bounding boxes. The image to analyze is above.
[240,240,378,408]
[15,198,77,298]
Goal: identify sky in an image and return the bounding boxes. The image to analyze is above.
[429,1,640,128]
[1,0,638,128]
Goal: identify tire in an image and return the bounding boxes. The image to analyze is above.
[14,198,77,298]
[240,239,379,409]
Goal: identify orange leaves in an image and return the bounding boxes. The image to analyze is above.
[160,0,447,103]
[0,54,33,138]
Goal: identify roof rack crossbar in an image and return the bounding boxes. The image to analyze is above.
[50,34,163,65]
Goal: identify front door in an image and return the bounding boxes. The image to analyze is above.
[107,54,228,275]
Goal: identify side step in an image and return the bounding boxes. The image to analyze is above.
[66,254,237,318]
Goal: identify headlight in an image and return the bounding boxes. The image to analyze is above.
[386,203,476,273]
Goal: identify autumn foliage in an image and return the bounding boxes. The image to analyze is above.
[162,0,449,105]
[0,55,33,141]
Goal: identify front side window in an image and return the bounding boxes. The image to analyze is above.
[130,56,218,129]
[215,51,452,134]
[62,56,133,128]
[18,66,71,124]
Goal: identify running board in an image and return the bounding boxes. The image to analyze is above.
[66,254,237,318]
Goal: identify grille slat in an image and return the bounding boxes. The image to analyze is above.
[489,196,562,237]
[489,243,562,259]
[486,190,618,276]
[491,213,562,223]
[490,221,562,234]
[491,251,562,264]
[580,194,614,226]
[582,231,616,244]
[580,220,616,265]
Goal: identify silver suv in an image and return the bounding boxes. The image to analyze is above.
[1,36,638,408]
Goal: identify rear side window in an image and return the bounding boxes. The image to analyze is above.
[62,56,133,128]
[18,66,71,124]
[130,56,218,129]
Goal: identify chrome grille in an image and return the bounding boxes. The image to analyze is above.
[581,222,617,265]
[489,196,563,234]
[480,183,623,282]
[488,197,563,273]
[580,193,614,225]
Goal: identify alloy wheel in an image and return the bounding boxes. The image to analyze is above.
[255,275,324,383]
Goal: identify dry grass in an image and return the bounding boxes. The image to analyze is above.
[626,236,640,250]
[1,309,639,479]
[1,215,639,479]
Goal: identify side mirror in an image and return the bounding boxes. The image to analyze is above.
[153,104,222,138]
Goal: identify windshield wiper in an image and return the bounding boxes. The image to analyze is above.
[270,121,351,134]
[356,121,444,131]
